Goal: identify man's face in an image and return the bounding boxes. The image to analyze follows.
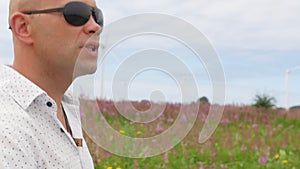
[31,0,102,79]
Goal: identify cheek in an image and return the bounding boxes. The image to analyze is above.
[37,25,82,60]
[52,34,78,57]
[36,38,75,69]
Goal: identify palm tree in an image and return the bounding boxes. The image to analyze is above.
[253,94,276,109]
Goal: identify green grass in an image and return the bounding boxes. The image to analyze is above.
[92,119,300,169]
[81,101,300,169]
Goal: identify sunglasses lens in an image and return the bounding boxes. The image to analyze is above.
[64,2,91,26]
[93,9,104,27]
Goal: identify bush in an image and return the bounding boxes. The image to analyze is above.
[252,94,276,109]
[198,96,209,104]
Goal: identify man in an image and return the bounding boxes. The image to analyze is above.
[0,0,103,168]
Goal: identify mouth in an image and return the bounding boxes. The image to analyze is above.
[82,42,99,56]
[86,44,98,52]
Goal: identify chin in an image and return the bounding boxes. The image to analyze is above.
[73,52,98,78]
[72,63,98,78]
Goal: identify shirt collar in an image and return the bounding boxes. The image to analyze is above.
[0,64,45,110]
[62,91,80,106]
[0,64,80,111]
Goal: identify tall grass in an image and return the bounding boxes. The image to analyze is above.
[82,100,300,169]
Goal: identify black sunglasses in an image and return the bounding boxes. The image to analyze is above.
[9,1,103,29]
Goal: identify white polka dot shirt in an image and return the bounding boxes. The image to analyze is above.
[0,65,94,169]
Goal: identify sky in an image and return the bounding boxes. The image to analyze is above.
[1,0,300,108]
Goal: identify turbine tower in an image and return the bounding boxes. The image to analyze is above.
[285,66,300,111]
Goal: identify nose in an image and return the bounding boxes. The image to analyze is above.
[84,16,102,34]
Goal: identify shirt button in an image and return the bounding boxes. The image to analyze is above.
[46,102,53,107]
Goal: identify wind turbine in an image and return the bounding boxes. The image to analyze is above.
[285,66,300,111]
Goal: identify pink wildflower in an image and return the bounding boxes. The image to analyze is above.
[252,124,258,129]
[155,125,164,132]
[196,161,202,166]
[240,144,247,151]
[258,156,268,165]
[167,118,174,123]
[80,112,85,119]
[220,164,228,168]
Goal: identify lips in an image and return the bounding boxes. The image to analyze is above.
[82,41,99,56]
[86,44,97,52]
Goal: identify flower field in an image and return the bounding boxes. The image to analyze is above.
[81,99,300,169]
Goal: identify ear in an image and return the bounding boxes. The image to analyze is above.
[10,12,34,45]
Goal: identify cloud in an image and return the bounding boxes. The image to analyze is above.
[99,0,300,51]
[0,1,13,64]
[1,0,298,106]
[0,1,10,36]
[187,0,300,51]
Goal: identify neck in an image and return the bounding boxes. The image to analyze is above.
[12,56,73,106]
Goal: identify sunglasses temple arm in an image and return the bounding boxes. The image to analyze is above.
[23,8,64,15]
[9,8,64,30]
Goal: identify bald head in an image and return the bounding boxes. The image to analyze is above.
[9,0,41,21]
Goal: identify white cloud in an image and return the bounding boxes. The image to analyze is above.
[1,0,299,106]
[0,1,13,64]
[0,1,10,36]
[99,0,300,51]
[98,0,300,106]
